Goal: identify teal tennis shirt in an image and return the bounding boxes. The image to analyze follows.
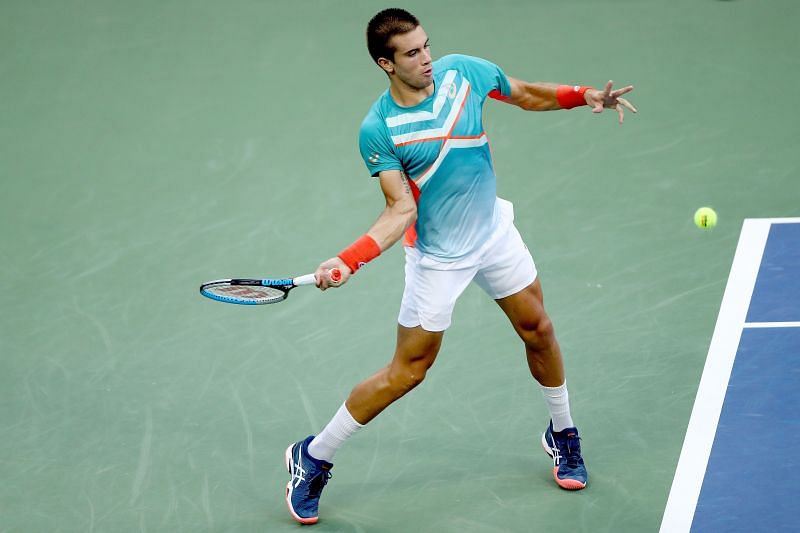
[359,54,512,261]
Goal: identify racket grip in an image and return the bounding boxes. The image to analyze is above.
[330,268,342,283]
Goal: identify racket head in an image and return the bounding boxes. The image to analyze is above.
[200,279,290,305]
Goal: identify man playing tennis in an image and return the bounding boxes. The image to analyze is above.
[285,8,636,524]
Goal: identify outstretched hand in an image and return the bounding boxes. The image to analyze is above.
[584,81,637,124]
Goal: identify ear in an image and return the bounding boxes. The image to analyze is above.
[377,57,394,75]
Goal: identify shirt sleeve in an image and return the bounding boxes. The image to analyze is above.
[446,54,512,99]
[358,113,403,178]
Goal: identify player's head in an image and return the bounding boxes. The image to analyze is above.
[367,8,433,89]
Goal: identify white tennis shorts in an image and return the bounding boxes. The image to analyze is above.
[398,199,538,332]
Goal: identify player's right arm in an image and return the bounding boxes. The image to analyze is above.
[366,170,418,249]
[315,169,416,289]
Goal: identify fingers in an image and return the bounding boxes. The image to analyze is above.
[320,270,339,290]
[314,269,329,290]
[618,97,638,114]
[610,85,634,98]
[603,80,614,98]
[317,261,351,290]
[587,81,637,121]
[327,269,343,288]
[595,81,620,113]
[315,261,340,290]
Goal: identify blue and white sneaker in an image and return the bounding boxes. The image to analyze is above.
[541,421,588,490]
[285,436,333,524]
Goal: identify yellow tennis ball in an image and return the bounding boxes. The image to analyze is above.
[694,207,717,229]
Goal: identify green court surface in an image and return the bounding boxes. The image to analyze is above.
[1,1,798,531]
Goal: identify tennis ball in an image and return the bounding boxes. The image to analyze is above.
[694,207,717,229]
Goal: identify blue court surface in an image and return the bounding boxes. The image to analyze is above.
[660,219,800,532]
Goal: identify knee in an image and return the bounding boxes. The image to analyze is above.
[519,316,556,351]
[386,356,435,396]
[391,367,426,394]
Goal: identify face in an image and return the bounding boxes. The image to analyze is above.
[381,26,433,90]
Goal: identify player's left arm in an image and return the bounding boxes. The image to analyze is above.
[493,77,637,123]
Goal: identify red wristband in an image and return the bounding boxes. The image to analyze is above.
[338,234,381,273]
[556,85,591,109]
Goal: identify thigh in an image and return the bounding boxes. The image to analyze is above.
[391,323,445,368]
[473,224,538,300]
[398,247,478,332]
[494,278,548,333]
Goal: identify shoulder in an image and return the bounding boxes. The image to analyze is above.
[435,53,509,96]
[435,53,497,72]
[359,93,395,151]
[359,92,390,135]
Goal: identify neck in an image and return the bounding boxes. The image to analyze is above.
[388,76,435,108]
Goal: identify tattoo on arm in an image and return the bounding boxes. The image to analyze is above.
[400,171,411,195]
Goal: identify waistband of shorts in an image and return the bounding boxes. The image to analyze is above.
[406,198,515,271]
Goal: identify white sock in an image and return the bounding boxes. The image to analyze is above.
[307,403,363,463]
[541,382,574,432]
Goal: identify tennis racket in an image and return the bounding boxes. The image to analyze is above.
[200,269,341,306]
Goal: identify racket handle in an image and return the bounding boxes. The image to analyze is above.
[293,269,342,287]
[292,274,317,286]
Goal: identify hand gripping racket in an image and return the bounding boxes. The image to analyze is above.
[200,269,341,306]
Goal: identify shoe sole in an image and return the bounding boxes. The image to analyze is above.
[285,443,319,525]
[541,431,587,491]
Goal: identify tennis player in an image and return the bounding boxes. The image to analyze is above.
[285,8,636,524]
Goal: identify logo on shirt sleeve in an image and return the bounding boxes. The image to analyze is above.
[368,152,381,165]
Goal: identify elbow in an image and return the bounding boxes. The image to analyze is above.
[398,198,417,226]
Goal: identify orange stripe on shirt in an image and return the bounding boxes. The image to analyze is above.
[392,84,472,147]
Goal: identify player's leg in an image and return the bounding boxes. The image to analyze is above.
[309,244,460,459]
[286,247,470,524]
[494,279,564,387]
[345,324,444,424]
[493,281,587,490]
[493,279,576,436]
[285,324,442,524]
[474,222,588,490]
[307,324,443,464]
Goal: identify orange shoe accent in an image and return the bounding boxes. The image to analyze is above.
[285,486,319,524]
[552,467,586,490]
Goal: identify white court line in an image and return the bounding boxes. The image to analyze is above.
[744,321,800,328]
[757,217,800,224]
[658,219,773,533]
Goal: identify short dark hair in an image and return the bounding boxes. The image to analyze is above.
[366,8,420,64]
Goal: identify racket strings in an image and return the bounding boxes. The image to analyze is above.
[206,284,286,304]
